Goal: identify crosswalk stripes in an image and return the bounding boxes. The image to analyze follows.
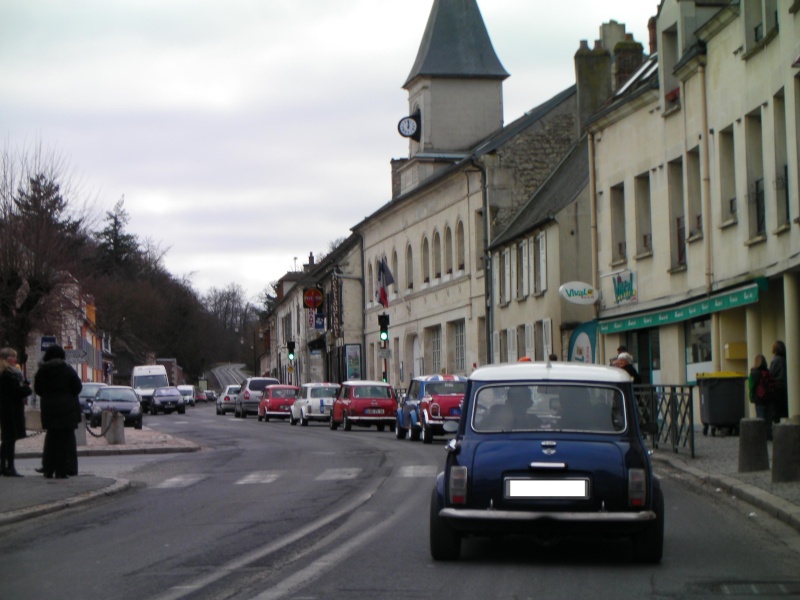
[151,466,436,489]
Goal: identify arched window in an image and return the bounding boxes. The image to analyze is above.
[391,250,399,294]
[432,230,442,279]
[367,262,374,304]
[444,226,453,275]
[422,237,430,283]
[406,244,414,290]
[456,220,466,271]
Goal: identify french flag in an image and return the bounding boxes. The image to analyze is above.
[376,257,394,308]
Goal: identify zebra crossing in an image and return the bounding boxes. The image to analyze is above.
[152,465,438,489]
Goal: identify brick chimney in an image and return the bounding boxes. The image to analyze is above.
[574,39,612,134]
[648,16,657,55]
[614,34,644,91]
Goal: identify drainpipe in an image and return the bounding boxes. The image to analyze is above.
[699,63,713,295]
[589,133,603,364]
[471,159,493,364]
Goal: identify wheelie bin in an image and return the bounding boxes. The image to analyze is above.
[696,372,746,436]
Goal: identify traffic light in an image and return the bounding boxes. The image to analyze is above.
[378,314,389,342]
[287,340,295,361]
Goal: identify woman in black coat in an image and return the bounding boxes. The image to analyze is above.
[34,345,82,479]
[0,347,32,477]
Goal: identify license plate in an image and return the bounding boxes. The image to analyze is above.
[364,408,384,415]
[450,407,461,416]
[505,478,590,499]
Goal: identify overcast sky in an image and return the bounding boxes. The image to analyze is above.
[1,0,659,301]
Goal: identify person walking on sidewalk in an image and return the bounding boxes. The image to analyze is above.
[0,347,32,477]
[34,345,82,479]
[769,340,787,422]
[749,354,774,439]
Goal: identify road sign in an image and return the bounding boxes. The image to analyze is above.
[303,287,324,309]
[378,348,392,359]
[65,349,88,363]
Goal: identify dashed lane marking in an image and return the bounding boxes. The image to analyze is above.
[155,474,207,489]
[315,468,362,481]
[235,471,283,485]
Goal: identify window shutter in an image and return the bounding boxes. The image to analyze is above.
[507,328,518,362]
[543,318,552,356]
[510,247,517,300]
[521,241,529,297]
[492,330,500,364]
[538,232,547,292]
[525,323,534,357]
[503,249,511,304]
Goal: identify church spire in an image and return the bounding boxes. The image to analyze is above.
[404,0,508,89]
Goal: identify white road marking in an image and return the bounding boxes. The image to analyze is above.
[398,465,437,478]
[235,471,283,485]
[315,468,361,481]
[155,474,206,489]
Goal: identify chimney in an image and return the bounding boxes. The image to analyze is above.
[390,158,406,199]
[574,39,612,135]
[648,16,657,55]
[614,34,644,91]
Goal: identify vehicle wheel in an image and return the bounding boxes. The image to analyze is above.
[329,416,339,430]
[395,421,408,440]
[178,407,185,415]
[289,413,297,426]
[632,483,664,564]
[258,412,263,422]
[264,415,270,422]
[150,404,157,416]
[421,420,433,444]
[377,424,385,432]
[429,487,461,561]
[135,420,142,430]
[241,409,247,419]
[300,412,309,427]
[409,425,421,441]
[343,415,352,431]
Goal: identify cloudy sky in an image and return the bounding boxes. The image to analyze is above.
[1,0,658,301]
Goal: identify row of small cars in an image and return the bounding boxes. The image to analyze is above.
[219,364,664,564]
[215,375,466,443]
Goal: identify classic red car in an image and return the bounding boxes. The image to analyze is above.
[330,380,396,432]
[396,374,467,443]
[258,384,299,421]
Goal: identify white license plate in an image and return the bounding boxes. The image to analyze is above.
[364,408,384,415]
[505,479,589,499]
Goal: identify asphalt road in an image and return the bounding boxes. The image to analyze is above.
[2,401,800,600]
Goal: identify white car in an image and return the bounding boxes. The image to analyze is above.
[177,384,195,407]
[217,384,241,415]
[290,382,340,426]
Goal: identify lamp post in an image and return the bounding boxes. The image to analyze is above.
[252,329,258,376]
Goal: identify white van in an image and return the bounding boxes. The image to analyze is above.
[131,365,170,412]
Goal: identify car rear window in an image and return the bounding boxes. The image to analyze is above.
[426,382,466,396]
[352,385,392,399]
[310,386,339,398]
[96,389,139,403]
[472,384,626,433]
[271,388,296,398]
[249,378,278,392]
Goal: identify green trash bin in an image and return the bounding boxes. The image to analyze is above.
[696,372,746,436]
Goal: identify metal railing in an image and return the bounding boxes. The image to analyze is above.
[635,384,695,458]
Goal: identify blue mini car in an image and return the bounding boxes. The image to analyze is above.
[395,374,467,443]
[429,362,663,562]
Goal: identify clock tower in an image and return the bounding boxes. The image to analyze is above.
[399,0,508,160]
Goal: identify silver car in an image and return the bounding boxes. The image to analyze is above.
[216,384,240,415]
[234,377,278,418]
[290,382,340,426]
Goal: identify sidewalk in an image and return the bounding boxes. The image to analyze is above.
[1,425,798,533]
[0,426,200,526]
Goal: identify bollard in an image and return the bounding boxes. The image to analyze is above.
[76,414,87,446]
[101,410,112,432]
[771,423,800,483]
[105,412,126,445]
[738,418,769,472]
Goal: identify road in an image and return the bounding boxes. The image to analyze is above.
[2,400,800,600]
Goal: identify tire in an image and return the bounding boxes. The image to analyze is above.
[150,404,158,416]
[178,407,185,415]
[289,413,297,426]
[421,420,433,444]
[134,420,142,430]
[300,410,309,427]
[258,412,263,422]
[264,415,270,422]
[409,425,421,441]
[343,415,352,431]
[429,487,461,561]
[241,408,247,419]
[329,415,339,430]
[395,421,408,440]
[632,483,664,564]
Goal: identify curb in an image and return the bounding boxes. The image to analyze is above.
[16,444,201,459]
[0,478,132,527]
[651,453,800,535]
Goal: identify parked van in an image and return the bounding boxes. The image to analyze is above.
[131,365,170,412]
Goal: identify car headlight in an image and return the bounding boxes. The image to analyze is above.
[91,404,102,415]
[130,404,141,415]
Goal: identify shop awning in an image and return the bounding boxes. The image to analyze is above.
[599,282,762,334]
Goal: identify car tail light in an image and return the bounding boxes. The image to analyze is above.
[628,468,647,508]
[448,466,468,505]
[430,402,441,418]
[244,390,251,400]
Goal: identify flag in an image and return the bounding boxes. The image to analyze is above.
[376,257,394,308]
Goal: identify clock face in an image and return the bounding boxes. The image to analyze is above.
[398,116,418,137]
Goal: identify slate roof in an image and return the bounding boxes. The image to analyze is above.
[489,135,589,249]
[404,0,509,87]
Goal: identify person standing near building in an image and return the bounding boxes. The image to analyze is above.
[615,352,642,384]
[34,345,82,479]
[769,340,787,422]
[748,354,774,439]
[0,347,32,477]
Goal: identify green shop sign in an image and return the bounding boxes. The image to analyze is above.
[599,283,760,334]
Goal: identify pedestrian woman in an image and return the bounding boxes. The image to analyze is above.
[0,347,32,477]
[34,345,82,479]
[769,340,788,422]
[748,354,773,438]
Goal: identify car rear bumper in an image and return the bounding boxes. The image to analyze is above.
[439,507,656,534]
[348,416,396,424]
